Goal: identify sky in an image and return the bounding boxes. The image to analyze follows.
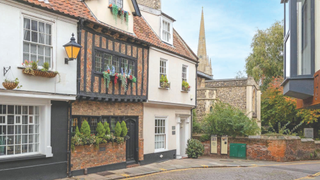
[162,0,283,79]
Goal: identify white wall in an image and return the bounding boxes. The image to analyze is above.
[148,48,196,106]
[143,104,191,154]
[0,1,77,96]
[141,11,161,37]
[86,0,135,34]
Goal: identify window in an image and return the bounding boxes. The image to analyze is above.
[160,59,167,85]
[23,18,52,67]
[182,65,188,82]
[109,0,123,7]
[155,118,166,150]
[0,105,40,156]
[162,20,171,43]
[94,50,136,75]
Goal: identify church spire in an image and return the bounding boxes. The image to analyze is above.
[197,8,212,76]
[197,7,207,57]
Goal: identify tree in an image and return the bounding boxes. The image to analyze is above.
[104,122,110,135]
[96,122,106,138]
[114,122,122,137]
[203,101,260,137]
[245,21,283,91]
[235,70,247,79]
[80,120,91,137]
[121,121,128,137]
[262,77,320,128]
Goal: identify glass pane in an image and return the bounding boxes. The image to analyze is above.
[35,134,39,143]
[15,126,21,134]
[29,116,33,124]
[32,31,38,42]
[22,125,28,134]
[24,18,30,29]
[35,116,39,125]
[29,144,34,153]
[0,146,5,156]
[0,117,5,124]
[31,44,37,54]
[16,116,21,124]
[35,144,39,152]
[23,43,29,53]
[8,105,14,114]
[24,30,30,41]
[15,135,21,144]
[23,53,30,62]
[0,126,6,135]
[35,107,39,115]
[29,125,34,134]
[22,135,28,143]
[39,22,44,33]
[31,20,37,31]
[45,46,51,57]
[35,125,39,133]
[8,116,14,124]
[29,106,34,115]
[46,24,51,35]
[0,105,6,114]
[8,126,14,134]
[22,145,28,153]
[7,136,14,144]
[38,56,44,66]
[22,116,28,124]
[15,106,21,114]
[0,136,5,145]
[22,106,28,114]
[15,145,21,154]
[46,35,51,45]
[7,146,14,155]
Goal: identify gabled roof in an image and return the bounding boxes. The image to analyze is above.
[134,16,197,62]
[15,0,197,63]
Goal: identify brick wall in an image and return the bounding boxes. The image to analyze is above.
[71,143,125,171]
[197,136,320,162]
[72,100,144,161]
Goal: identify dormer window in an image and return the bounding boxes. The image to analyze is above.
[109,0,123,8]
[160,14,174,44]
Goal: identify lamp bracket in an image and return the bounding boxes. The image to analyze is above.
[65,58,75,64]
[3,66,11,76]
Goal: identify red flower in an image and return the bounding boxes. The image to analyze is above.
[114,76,118,84]
[129,75,133,80]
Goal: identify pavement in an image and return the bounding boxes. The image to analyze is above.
[57,157,310,180]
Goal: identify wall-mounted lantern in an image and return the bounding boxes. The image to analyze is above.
[63,33,82,64]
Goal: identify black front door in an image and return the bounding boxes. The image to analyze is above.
[126,118,137,163]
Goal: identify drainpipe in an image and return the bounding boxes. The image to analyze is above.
[67,101,73,177]
[191,63,198,139]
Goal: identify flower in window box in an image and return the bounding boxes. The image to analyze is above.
[160,75,170,89]
[182,81,190,92]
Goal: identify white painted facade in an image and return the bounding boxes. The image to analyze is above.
[315,0,320,72]
[0,1,78,158]
[140,5,196,158]
[85,0,135,34]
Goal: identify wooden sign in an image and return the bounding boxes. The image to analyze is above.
[210,135,217,154]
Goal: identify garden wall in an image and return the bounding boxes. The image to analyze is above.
[195,136,320,162]
[71,143,125,171]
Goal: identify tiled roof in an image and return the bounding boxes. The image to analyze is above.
[19,0,96,21]
[134,16,198,62]
[17,0,198,62]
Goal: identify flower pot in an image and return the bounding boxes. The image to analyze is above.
[182,86,190,92]
[160,82,170,89]
[2,82,18,90]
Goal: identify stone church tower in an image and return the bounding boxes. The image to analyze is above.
[197,8,213,77]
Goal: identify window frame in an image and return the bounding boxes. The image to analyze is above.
[0,105,41,157]
[160,16,173,44]
[159,59,168,86]
[94,49,137,77]
[22,15,54,69]
[182,65,188,83]
[109,0,123,8]
[154,117,167,152]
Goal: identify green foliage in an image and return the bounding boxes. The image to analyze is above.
[41,62,50,72]
[114,121,122,137]
[118,74,127,91]
[182,81,190,90]
[96,122,106,138]
[160,75,168,83]
[199,134,211,142]
[112,4,119,24]
[75,126,81,136]
[186,139,204,158]
[192,109,202,134]
[245,21,283,91]
[104,122,111,135]
[80,120,91,138]
[265,121,304,136]
[116,137,124,144]
[203,101,260,138]
[103,71,111,89]
[31,61,38,70]
[121,121,128,137]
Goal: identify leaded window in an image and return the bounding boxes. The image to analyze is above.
[0,105,40,156]
[155,118,166,150]
[121,59,128,74]
[109,0,123,8]
[23,18,52,67]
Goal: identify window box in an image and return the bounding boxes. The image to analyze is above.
[181,86,190,92]
[160,82,170,89]
[21,68,58,78]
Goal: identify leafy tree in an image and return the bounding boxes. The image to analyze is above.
[186,139,204,158]
[80,120,91,137]
[235,70,247,79]
[245,21,283,91]
[104,122,111,135]
[96,122,106,138]
[114,122,122,137]
[203,101,260,137]
[121,121,128,137]
[262,77,320,128]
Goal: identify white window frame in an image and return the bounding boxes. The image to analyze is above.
[182,65,188,83]
[0,97,53,159]
[159,58,168,87]
[22,14,55,70]
[154,117,167,152]
[160,16,173,44]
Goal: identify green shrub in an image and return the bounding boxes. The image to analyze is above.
[104,122,111,135]
[42,62,50,71]
[199,134,210,142]
[186,139,204,158]
[114,122,122,137]
[80,120,91,138]
[121,121,128,137]
[96,122,106,138]
[31,61,38,70]
[203,101,260,137]
[75,126,81,136]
